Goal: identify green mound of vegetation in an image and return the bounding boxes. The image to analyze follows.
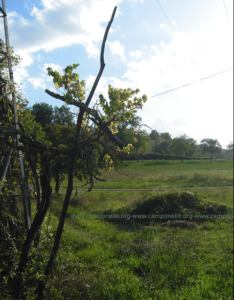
[106,190,229,223]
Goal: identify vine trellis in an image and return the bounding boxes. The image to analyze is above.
[0,0,31,229]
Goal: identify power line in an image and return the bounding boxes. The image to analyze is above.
[150,67,233,98]
[155,0,175,32]
[25,67,233,101]
[222,0,231,30]
[155,0,195,66]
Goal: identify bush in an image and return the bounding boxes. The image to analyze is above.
[107,190,229,224]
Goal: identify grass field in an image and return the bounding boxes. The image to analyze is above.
[36,159,233,299]
[52,159,233,189]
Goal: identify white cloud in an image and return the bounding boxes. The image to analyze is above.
[128,0,144,6]
[129,50,142,59]
[121,27,233,147]
[150,118,187,135]
[42,63,63,74]
[0,0,123,64]
[107,40,126,61]
[150,45,158,52]
[13,67,30,88]
[28,77,46,89]
[159,23,166,29]
[27,63,63,89]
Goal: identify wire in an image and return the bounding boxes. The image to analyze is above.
[155,0,195,66]
[222,0,231,30]
[155,0,175,32]
[150,67,233,98]
[23,68,233,101]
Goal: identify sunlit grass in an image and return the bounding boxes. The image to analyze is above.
[41,185,234,299]
[24,160,233,299]
[51,159,233,189]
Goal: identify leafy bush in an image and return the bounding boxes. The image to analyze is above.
[107,190,229,223]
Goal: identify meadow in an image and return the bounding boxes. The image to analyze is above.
[35,159,233,299]
[52,159,233,190]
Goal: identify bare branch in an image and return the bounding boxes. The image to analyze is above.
[85,6,117,107]
[45,89,124,149]
[76,6,117,135]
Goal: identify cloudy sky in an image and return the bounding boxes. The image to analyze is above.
[0,0,233,148]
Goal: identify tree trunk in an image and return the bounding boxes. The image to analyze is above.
[35,154,77,298]
[55,174,60,193]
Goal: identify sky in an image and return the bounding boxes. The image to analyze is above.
[0,0,233,148]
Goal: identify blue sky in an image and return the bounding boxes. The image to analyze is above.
[0,0,233,148]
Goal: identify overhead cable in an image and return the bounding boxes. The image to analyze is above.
[155,0,195,66]
[150,67,233,98]
[222,0,232,30]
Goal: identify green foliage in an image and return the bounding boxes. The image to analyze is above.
[30,103,75,128]
[200,138,222,162]
[44,123,76,191]
[30,102,54,128]
[47,64,86,103]
[170,135,197,161]
[150,131,172,154]
[53,105,75,126]
[131,129,151,160]
[149,129,160,141]
[116,115,142,146]
[226,141,233,152]
[98,86,147,134]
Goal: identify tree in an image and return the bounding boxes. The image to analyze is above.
[160,132,171,141]
[115,115,142,159]
[0,7,149,299]
[170,134,197,163]
[53,104,75,126]
[44,123,76,193]
[200,138,222,163]
[30,102,53,128]
[226,141,233,160]
[151,132,172,154]
[149,129,160,141]
[132,129,151,162]
[157,140,171,154]
[226,141,233,152]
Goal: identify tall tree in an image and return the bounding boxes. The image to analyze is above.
[53,104,75,126]
[149,129,160,141]
[160,132,171,141]
[170,134,197,163]
[30,102,53,128]
[132,129,151,162]
[151,132,172,154]
[200,138,222,163]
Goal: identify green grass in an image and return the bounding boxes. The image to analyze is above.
[21,159,234,299]
[51,159,233,189]
[37,182,234,299]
